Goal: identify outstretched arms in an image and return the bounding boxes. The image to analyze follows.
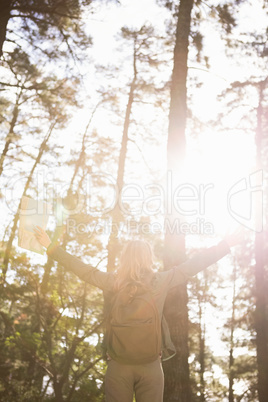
[34,226,114,291]
[162,227,244,290]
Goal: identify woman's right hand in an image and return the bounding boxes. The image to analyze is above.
[34,226,52,249]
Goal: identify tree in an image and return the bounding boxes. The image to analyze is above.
[188,261,217,401]
[210,9,268,391]
[0,49,80,279]
[161,0,194,400]
[157,0,252,399]
[254,77,268,402]
[2,122,56,279]
[216,71,268,402]
[0,0,97,58]
[105,24,165,272]
[0,247,106,401]
[0,47,81,179]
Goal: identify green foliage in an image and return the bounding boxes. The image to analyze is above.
[0,248,106,401]
[2,0,93,62]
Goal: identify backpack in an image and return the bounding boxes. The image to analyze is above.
[106,282,161,365]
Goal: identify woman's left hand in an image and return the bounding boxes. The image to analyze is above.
[34,226,52,249]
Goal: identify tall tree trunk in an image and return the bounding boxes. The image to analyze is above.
[0,0,11,57]
[163,0,194,401]
[53,382,64,402]
[198,294,205,402]
[107,71,137,272]
[254,79,268,402]
[2,123,55,278]
[228,260,237,402]
[0,88,22,176]
[254,230,268,402]
[41,103,103,294]
[66,101,102,198]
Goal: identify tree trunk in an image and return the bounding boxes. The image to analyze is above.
[0,0,11,57]
[254,80,268,402]
[228,260,237,402]
[254,232,268,402]
[2,124,54,278]
[228,341,234,402]
[53,382,64,402]
[0,88,22,176]
[198,298,205,402]
[163,0,194,401]
[107,75,137,272]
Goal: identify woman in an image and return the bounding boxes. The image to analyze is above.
[34,226,242,402]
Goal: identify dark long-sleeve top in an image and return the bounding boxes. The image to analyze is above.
[47,240,230,360]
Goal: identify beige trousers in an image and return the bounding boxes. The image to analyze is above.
[105,358,164,402]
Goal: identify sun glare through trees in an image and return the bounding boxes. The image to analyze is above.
[0,0,267,401]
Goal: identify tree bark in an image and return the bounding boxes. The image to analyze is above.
[107,54,137,272]
[254,80,268,402]
[2,123,55,278]
[163,1,194,401]
[254,232,268,402]
[198,295,205,402]
[228,260,237,402]
[0,0,12,57]
[0,88,22,176]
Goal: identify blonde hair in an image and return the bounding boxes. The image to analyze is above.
[114,240,154,290]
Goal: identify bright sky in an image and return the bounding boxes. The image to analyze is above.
[74,0,264,239]
[2,0,263,245]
